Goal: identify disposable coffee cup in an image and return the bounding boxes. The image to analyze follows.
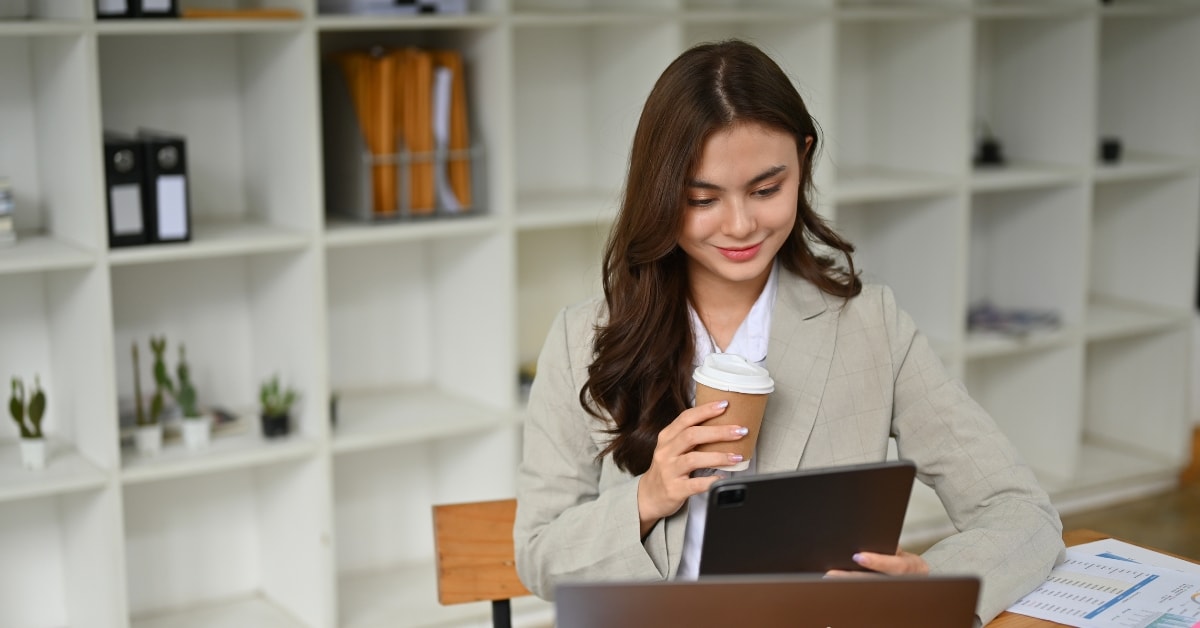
[692,353,774,472]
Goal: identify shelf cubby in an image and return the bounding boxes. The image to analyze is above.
[971,12,1095,176]
[325,232,514,411]
[835,194,964,350]
[965,345,1085,483]
[1098,9,1200,166]
[834,15,971,181]
[111,251,327,454]
[0,489,127,627]
[0,33,103,252]
[967,185,1089,349]
[517,224,608,365]
[1,267,119,468]
[123,460,328,627]
[317,25,504,232]
[332,428,520,627]
[1090,175,1200,312]
[512,20,678,221]
[1084,326,1193,469]
[98,29,321,239]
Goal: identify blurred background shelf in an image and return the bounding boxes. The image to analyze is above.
[0,440,107,503]
[130,595,307,628]
[0,235,94,275]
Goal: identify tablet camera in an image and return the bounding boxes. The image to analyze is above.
[715,485,746,508]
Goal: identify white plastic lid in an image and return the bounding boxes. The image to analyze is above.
[692,353,774,395]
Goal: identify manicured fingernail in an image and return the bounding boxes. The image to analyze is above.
[732,427,749,436]
[715,400,729,409]
[729,454,744,462]
[852,553,865,564]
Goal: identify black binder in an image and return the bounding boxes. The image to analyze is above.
[138,129,190,244]
[103,132,148,248]
[96,0,178,19]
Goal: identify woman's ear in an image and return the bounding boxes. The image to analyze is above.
[802,135,814,159]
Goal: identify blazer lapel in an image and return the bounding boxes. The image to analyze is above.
[756,274,838,474]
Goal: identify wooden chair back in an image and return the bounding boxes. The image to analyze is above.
[433,498,531,628]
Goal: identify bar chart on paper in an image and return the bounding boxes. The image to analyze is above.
[1007,551,1200,628]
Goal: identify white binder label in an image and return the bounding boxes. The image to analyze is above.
[142,0,171,11]
[156,175,188,240]
[97,0,129,14]
[111,183,143,235]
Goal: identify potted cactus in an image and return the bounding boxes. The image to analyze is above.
[132,339,165,456]
[9,376,46,469]
[259,374,298,438]
[155,342,210,450]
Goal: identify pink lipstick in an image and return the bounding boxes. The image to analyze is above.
[718,242,762,261]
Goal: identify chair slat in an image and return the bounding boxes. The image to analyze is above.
[433,498,532,606]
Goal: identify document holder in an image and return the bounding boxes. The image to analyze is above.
[137,129,191,244]
[322,53,485,222]
[103,132,149,248]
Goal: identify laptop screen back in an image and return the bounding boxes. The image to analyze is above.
[555,575,980,628]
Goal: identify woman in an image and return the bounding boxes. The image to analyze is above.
[514,39,1063,624]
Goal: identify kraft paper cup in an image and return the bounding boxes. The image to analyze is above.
[692,353,774,472]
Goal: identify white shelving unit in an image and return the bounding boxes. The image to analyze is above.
[0,0,1197,625]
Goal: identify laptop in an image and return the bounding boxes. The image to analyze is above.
[554,575,981,628]
[700,460,917,575]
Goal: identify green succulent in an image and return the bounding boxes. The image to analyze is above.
[174,345,199,418]
[260,375,298,417]
[9,376,45,439]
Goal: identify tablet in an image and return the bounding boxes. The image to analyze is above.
[698,459,917,576]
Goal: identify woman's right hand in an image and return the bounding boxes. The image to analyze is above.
[636,400,748,537]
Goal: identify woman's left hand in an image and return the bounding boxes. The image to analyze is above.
[825,550,929,577]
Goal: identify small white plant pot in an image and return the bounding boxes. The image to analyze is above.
[135,424,162,456]
[181,416,211,450]
[19,438,46,470]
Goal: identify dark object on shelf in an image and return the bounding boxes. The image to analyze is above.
[96,0,178,18]
[1100,137,1123,164]
[180,8,302,19]
[318,0,466,15]
[261,413,290,438]
[967,301,1061,337]
[974,136,1005,166]
[104,132,149,247]
[0,176,15,246]
[138,129,191,244]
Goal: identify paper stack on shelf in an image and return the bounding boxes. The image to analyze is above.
[333,46,473,219]
[433,50,472,210]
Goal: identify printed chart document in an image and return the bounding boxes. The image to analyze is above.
[1007,539,1200,627]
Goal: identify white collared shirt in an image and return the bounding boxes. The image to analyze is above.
[675,261,778,580]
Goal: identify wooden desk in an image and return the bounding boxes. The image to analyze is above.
[986,529,1199,627]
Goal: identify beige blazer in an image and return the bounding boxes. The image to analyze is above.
[514,272,1065,624]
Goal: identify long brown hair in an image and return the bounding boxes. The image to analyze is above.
[581,40,861,475]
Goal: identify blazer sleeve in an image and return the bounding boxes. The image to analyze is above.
[514,306,668,600]
[879,286,1065,624]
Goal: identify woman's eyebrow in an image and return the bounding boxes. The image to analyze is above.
[688,164,788,191]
